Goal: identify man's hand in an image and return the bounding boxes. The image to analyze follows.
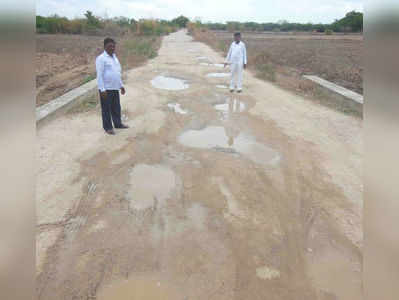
[244,64,247,69]
[100,90,107,100]
[121,87,126,95]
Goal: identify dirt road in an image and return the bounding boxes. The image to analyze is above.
[37,30,363,300]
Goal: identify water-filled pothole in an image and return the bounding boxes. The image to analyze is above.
[151,75,189,90]
[126,164,177,211]
[200,62,224,68]
[97,277,179,300]
[178,126,281,167]
[214,99,246,113]
[214,98,246,120]
[206,73,230,78]
[167,103,188,114]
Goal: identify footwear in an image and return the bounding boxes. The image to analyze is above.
[237,89,242,93]
[115,124,129,129]
[105,129,115,135]
[230,89,234,93]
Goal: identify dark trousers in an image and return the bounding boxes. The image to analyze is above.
[100,90,122,131]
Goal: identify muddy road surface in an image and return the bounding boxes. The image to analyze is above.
[37,30,363,300]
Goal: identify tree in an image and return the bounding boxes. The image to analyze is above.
[84,10,101,28]
[172,15,190,28]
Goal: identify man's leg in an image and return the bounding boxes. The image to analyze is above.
[109,90,123,128]
[237,64,243,92]
[100,91,113,131]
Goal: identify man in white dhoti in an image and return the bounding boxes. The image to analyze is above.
[224,32,247,93]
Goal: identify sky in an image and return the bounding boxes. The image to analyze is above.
[36,0,364,24]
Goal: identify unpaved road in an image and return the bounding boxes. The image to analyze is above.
[37,30,363,300]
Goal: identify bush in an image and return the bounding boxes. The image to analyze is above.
[325,29,333,35]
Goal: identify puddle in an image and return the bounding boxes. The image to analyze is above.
[151,76,189,91]
[167,103,188,114]
[178,126,281,167]
[126,164,177,210]
[256,266,281,280]
[200,62,224,68]
[214,98,246,113]
[97,277,180,300]
[206,73,230,78]
[216,85,228,89]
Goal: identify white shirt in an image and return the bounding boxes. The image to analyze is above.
[96,51,123,92]
[226,41,247,65]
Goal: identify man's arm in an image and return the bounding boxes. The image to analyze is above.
[243,43,247,68]
[224,43,233,67]
[95,56,107,99]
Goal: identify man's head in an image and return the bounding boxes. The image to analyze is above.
[104,37,116,56]
[234,32,241,43]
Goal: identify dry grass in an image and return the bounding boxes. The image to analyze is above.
[191,29,363,97]
[36,34,161,106]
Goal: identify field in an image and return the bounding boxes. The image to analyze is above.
[36,34,161,106]
[193,30,363,96]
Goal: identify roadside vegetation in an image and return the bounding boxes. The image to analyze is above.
[36,12,190,106]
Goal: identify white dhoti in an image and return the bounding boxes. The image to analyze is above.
[230,63,243,90]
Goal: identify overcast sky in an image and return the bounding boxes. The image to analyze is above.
[36,0,363,24]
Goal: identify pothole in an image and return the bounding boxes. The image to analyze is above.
[214,98,246,113]
[206,73,230,78]
[97,277,179,300]
[126,164,177,211]
[167,103,188,115]
[151,75,189,90]
[178,126,281,167]
[200,62,224,68]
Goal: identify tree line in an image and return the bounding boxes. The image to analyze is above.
[36,12,190,36]
[203,11,363,33]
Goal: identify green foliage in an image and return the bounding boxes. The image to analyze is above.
[123,37,157,59]
[172,15,190,28]
[36,13,178,37]
[325,29,333,35]
[202,11,362,33]
[331,11,363,32]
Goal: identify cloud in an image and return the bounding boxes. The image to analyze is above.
[36,0,363,23]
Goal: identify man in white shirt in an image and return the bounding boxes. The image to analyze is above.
[96,37,129,135]
[224,32,247,93]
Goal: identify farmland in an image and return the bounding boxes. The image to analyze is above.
[36,34,161,106]
[192,29,363,96]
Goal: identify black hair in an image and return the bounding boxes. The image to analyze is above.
[104,37,115,47]
[234,32,241,37]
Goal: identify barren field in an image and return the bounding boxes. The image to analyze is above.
[195,30,363,95]
[36,34,160,106]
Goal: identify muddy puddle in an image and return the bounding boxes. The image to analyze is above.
[215,98,246,113]
[151,75,189,90]
[97,277,180,300]
[200,62,224,68]
[206,73,230,78]
[167,103,188,114]
[126,164,178,211]
[178,126,281,167]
